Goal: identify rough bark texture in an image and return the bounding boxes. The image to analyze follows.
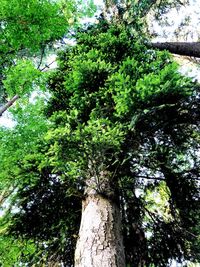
[75,194,125,267]
[151,42,200,58]
[75,169,125,267]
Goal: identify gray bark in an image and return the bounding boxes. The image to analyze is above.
[151,42,200,58]
[74,171,125,267]
[0,94,19,117]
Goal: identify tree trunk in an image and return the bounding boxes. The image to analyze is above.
[151,42,200,58]
[74,171,125,267]
[0,94,19,117]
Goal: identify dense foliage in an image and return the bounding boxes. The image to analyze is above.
[0,17,199,266]
[0,0,96,107]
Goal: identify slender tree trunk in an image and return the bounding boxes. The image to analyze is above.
[151,42,200,58]
[0,94,19,117]
[74,172,125,267]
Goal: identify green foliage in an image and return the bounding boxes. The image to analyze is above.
[44,21,200,266]
[0,236,36,267]
[0,1,96,265]
[0,0,67,52]
[59,0,97,22]
[0,0,96,108]
[3,60,42,97]
[134,62,193,104]
[0,99,48,190]
[0,0,96,54]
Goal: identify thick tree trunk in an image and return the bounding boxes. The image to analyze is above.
[74,171,125,267]
[75,194,125,267]
[151,42,200,58]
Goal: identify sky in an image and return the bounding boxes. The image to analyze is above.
[0,113,16,128]
[149,0,200,42]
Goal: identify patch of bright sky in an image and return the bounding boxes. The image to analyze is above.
[80,0,104,23]
[0,112,16,128]
[149,0,200,42]
[148,0,200,81]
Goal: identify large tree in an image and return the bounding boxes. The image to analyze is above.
[45,21,200,266]
[0,1,200,266]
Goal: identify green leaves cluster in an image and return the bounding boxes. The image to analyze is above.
[0,0,96,109]
[0,0,67,52]
[3,60,42,97]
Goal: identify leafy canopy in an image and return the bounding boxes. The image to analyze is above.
[0,0,96,106]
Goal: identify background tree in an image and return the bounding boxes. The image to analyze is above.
[0,0,95,265]
[0,0,96,115]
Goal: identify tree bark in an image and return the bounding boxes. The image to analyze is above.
[0,94,19,117]
[75,194,125,267]
[151,42,200,58]
[74,172,125,267]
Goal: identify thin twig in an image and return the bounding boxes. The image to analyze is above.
[40,60,56,72]
[37,45,45,70]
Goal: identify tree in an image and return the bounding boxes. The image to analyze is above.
[0,0,96,115]
[0,1,200,267]
[0,0,95,265]
[44,21,200,266]
[1,19,200,266]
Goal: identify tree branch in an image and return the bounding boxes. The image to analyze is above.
[37,45,45,70]
[150,42,200,58]
[0,94,19,117]
[40,60,56,71]
[136,175,164,181]
[135,175,200,181]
